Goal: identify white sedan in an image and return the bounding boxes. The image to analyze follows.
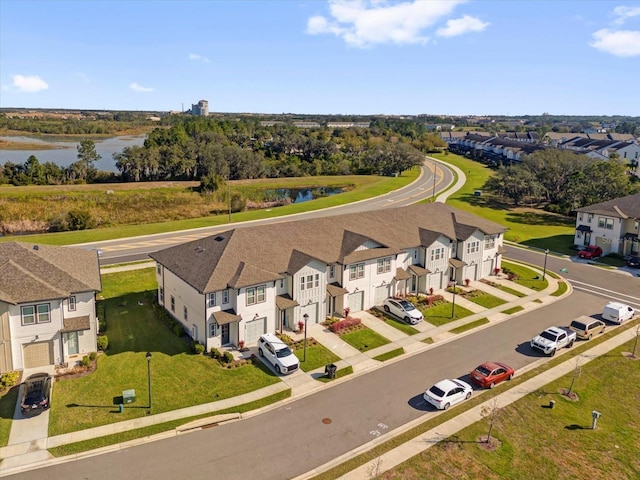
[424,378,473,410]
[382,297,423,324]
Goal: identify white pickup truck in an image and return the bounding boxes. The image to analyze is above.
[530,326,576,356]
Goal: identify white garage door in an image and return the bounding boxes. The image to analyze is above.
[463,264,477,282]
[245,317,266,345]
[301,303,318,324]
[23,342,53,369]
[375,285,390,305]
[482,259,493,278]
[348,291,364,312]
[427,272,442,292]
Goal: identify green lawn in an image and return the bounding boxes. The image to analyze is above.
[99,268,157,300]
[551,281,569,297]
[501,261,548,291]
[316,365,354,383]
[294,342,340,372]
[371,310,420,335]
[465,291,507,309]
[482,281,526,298]
[501,306,524,315]
[450,318,490,334]
[420,302,475,326]
[429,153,575,250]
[376,338,640,479]
[339,327,391,352]
[0,385,20,447]
[373,348,405,362]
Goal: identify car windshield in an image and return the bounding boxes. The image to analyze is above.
[540,331,557,341]
[276,346,293,358]
[571,322,586,331]
[586,247,597,252]
[475,365,491,376]
[399,300,415,311]
[428,385,445,397]
[24,393,45,403]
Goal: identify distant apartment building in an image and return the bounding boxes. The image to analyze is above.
[191,100,209,116]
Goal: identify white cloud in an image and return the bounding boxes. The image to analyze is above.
[189,53,210,63]
[12,75,49,93]
[306,0,475,48]
[436,14,489,37]
[129,82,155,92]
[612,6,640,25]
[590,29,640,57]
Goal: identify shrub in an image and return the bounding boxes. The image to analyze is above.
[329,316,362,333]
[80,355,90,367]
[222,351,234,364]
[192,342,205,354]
[464,278,471,286]
[210,347,221,360]
[89,352,97,361]
[172,323,185,337]
[238,340,245,350]
[429,287,434,295]
[297,320,305,332]
[494,267,501,275]
[97,335,109,351]
[0,371,20,388]
[343,307,351,318]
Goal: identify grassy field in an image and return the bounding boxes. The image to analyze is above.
[294,342,340,372]
[0,169,418,244]
[340,327,391,352]
[450,318,490,334]
[0,385,20,447]
[376,338,640,480]
[421,302,475,327]
[465,291,507,309]
[430,153,576,252]
[374,348,405,362]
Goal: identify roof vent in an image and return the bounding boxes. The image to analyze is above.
[214,235,225,242]
[33,245,39,251]
[195,246,205,253]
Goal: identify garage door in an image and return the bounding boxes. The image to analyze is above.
[463,264,477,282]
[301,303,318,324]
[245,317,266,345]
[482,259,493,278]
[375,285,390,305]
[348,291,364,312]
[23,342,53,369]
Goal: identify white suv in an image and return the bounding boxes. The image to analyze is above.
[382,297,424,324]
[257,333,300,375]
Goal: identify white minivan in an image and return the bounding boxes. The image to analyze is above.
[602,302,635,324]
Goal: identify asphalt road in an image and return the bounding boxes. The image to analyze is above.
[84,159,455,265]
[9,254,640,480]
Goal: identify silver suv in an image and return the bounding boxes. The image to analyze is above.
[257,333,300,375]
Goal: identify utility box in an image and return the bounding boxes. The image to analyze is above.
[474,190,482,197]
[122,389,136,404]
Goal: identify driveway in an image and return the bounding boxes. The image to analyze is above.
[8,366,54,445]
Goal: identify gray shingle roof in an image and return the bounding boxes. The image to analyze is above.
[574,193,640,219]
[150,203,506,293]
[0,242,101,304]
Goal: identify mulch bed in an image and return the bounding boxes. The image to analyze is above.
[559,388,580,401]
[476,435,502,451]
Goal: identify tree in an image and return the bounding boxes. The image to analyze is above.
[480,398,502,444]
[76,140,100,182]
[566,356,582,396]
[24,155,45,185]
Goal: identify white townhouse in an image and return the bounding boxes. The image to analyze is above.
[0,242,102,371]
[573,193,640,257]
[150,203,507,350]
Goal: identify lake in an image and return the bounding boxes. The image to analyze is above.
[0,135,147,172]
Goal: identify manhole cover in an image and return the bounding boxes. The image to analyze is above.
[322,418,332,424]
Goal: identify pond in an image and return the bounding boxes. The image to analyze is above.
[262,187,343,204]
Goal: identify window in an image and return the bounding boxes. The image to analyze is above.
[246,285,266,305]
[37,304,50,323]
[430,247,444,261]
[329,266,335,278]
[208,292,216,308]
[209,322,217,337]
[222,289,229,304]
[377,257,391,274]
[280,279,284,289]
[184,306,188,321]
[68,296,76,311]
[156,264,162,275]
[21,306,35,326]
[414,250,417,259]
[315,273,319,287]
[159,287,164,303]
[300,277,305,291]
[576,231,582,238]
[349,263,365,280]
[467,241,480,254]
[587,214,593,223]
[579,214,583,221]
[170,296,175,312]
[597,217,614,230]
[484,236,495,249]
[306,275,313,290]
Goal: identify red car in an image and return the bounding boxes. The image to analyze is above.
[470,362,514,389]
[578,245,602,259]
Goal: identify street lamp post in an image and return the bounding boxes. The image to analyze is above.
[146,351,152,413]
[542,249,549,281]
[449,281,457,318]
[303,313,309,362]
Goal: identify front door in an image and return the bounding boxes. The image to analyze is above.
[221,324,230,344]
[67,332,79,355]
[584,232,591,245]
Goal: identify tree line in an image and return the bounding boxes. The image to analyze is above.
[483,149,639,215]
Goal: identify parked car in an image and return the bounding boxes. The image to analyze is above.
[530,326,576,356]
[577,245,602,259]
[20,373,52,417]
[627,256,640,268]
[382,297,423,325]
[423,378,473,410]
[602,302,635,324]
[257,333,300,375]
[568,316,606,340]
[469,361,514,389]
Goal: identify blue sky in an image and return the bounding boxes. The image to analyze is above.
[1,1,639,116]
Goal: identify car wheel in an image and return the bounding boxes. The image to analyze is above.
[443,402,450,410]
[601,327,605,334]
[508,373,514,380]
[383,305,390,313]
[588,334,593,340]
[465,391,472,400]
[489,382,495,389]
[550,349,556,357]
[568,340,574,348]
[275,364,282,374]
[404,316,411,324]
[258,348,264,357]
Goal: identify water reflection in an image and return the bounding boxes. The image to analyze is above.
[262,187,343,204]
